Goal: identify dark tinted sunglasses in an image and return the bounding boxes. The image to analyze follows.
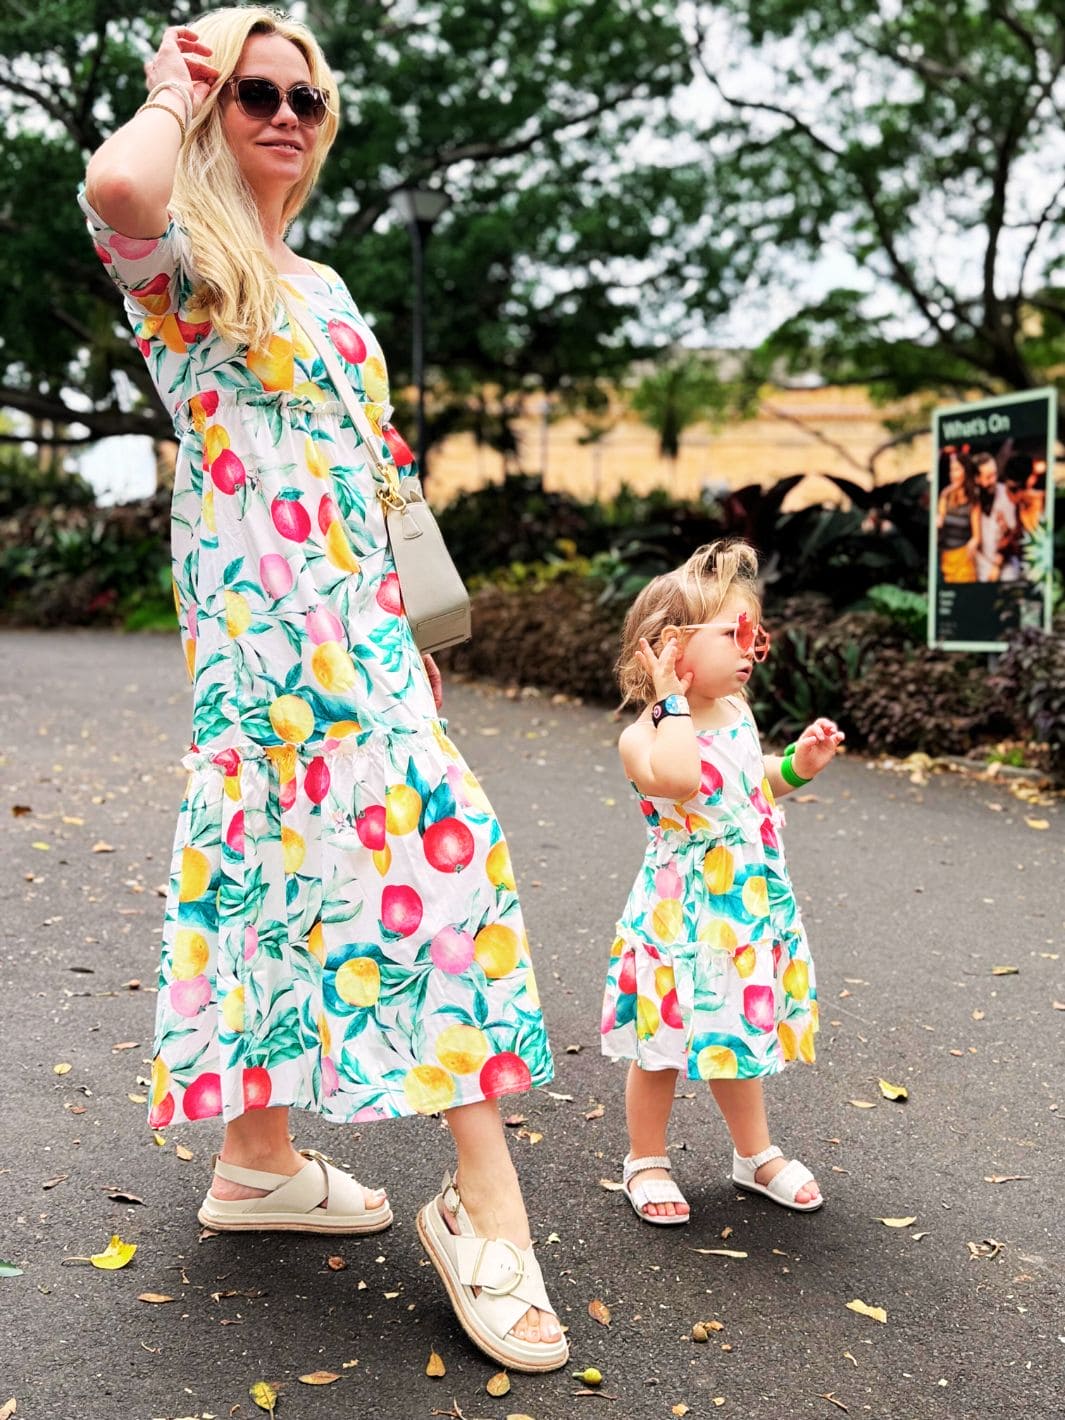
[226,76,329,127]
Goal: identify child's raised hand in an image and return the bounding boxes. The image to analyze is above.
[792,717,845,778]
[637,636,693,702]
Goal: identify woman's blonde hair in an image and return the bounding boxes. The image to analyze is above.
[616,539,762,707]
[171,6,340,349]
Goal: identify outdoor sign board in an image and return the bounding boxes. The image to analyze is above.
[929,387,1057,652]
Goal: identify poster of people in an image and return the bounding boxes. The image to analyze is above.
[929,387,1057,652]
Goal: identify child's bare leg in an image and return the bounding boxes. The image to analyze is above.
[709,1078,820,1205]
[625,1063,689,1219]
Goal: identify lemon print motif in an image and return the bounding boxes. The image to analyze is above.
[733,944,756,978]
[204,424,229,466]
[311,640,357,693]
[319,1014,332,1055]
[636,995,660,1040]
[697,1044,738,1079]
[224,589,251,638]
[269,694,314,744]
[336,957,380,1007]
[703,845,735,895]
[486,840,516,890]
[150,1056,170,1105]
[307,921,326,963]
[654,965,675,998]
[799,1023,816,1062]
[777,1021,798,1062]
[403,1064,456,1115]
[700,919,737,951]
[179,848,211,903]
[741,875,769,918]
[172,927,209,978]
[435,1024,489,1075]
[474,923,520,979]
[305,435,330,479]
[385,784,421,835]
[325,519,360,573]
[281,826,306,874]
[221,987,245,1033]
[782,958,809,1000]
[362,356,389,403]
[651,898,683,942]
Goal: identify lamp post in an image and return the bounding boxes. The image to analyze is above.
[389,186,450,476]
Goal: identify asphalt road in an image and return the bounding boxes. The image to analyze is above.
[1,630,1062,1420]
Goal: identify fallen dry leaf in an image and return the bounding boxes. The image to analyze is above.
[1024,818,1049,830]
[111,1041,138,1052]
[0,1400,14,1420]
[984,1174,1031,1185]
[104,1188,144,1205]
[818,1394,850,1413]
[299,1371,340,1385]
[1053,1001,1065,1012]
[598,1178,624,1193]
[53,1063,72,1076]
[249,1380,278,1415]
[137,1293,175,1304]
[584,1104,605,1121]
[878,1079,908,1101]
[845,1299,887,1323]
[911,1231,928,1241]
[91,841,115,853]
[876,1217,917,1228]
[175,1145,194,1161]
[967,1239,1003,1260]
[327,1255,347,1271]
[691,1248,748,1259]
[672,1406,690,1417]
[0,1262,24,1277]
[90,1235,136,1270]
[848,1099,876,1109]
[972,1009,985,1021]
[486,1371,511,1397]
[991,965,1019,976]
[42,1174,68,1191]
[425,1348,446,1377]
[588,1298,612,1326]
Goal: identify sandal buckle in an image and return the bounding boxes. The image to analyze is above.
[471,1238,525,1297]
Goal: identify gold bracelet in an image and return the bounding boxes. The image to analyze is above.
[145,79,193,124]
[136,101,187,142]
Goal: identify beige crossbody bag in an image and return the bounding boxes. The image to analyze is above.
[288,302,472,655]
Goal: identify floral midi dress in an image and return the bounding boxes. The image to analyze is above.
[600,699,818,1079]
[79,192,552,1127]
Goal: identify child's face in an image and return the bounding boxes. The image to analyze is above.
[669,591,762,701]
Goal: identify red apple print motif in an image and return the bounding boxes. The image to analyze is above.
[149,1091,175,1128]
[618,952,637,996]
[176,315,211,345]
[423,817,475,873]
[182,1071,223,1121]
[743,983,775,1032]
[479,1051,531,1097]
[376,573,403,616]
[110,233,161,261]
[317,493,338,533]
[355,805,386,851]
[94,242,113,265]
[242,1066,273,1111]
[306,605,346,644]
[328,319,367,365]
[211,449,246,494]
[382,424,414,467]
[271,495,312,542]
[660,989,684,1029]
[701,760,723,801]
[211,748,241,777]
[304,756,331,805]
[760,817,779,850]
[280,776,297,812]
[130,271,171,316]
[381,883,423,936]
[225,810,245,854]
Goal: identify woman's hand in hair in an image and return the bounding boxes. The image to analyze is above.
[145,26,219,116]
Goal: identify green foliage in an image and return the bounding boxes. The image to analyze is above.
[864,584,929,643]
[994,628,1065,780]
[629,355,754,461]
[0,447,95,518]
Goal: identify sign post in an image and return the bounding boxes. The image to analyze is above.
[929,388,1057,652]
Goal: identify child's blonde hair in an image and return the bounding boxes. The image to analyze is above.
[616,539,761,707]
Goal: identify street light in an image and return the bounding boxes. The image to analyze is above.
[389,186,450,476]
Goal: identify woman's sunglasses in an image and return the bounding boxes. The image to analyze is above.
[225,76,330,127]
[680,612,771,662]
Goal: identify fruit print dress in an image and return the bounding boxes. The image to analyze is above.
[79,192,552,1126]
[600,698,817,1079]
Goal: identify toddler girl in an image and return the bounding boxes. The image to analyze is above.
[601,541,843,1224]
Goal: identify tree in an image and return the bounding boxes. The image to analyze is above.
[629,354,753,462]
[0,0,698,451]
[683,0,1065,411]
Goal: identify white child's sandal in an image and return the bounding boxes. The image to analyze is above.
[622,1154,690,1226]
[731,1145,823,1212]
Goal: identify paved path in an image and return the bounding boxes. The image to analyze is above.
[1,630,1062,1420]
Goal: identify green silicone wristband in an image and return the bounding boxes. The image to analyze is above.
[780,754,811,789]
[784,741,799,757]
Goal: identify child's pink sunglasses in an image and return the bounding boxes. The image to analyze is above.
[680,611,771,662]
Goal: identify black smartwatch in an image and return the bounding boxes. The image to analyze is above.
[651,693,691,727]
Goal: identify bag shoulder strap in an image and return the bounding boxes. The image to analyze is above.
[285,299,390,483]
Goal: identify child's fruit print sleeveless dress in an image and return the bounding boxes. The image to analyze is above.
[601,699,817,1078]
[80,192,552,1126]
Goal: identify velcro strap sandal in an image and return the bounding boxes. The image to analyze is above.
[621,1154,690,1226]
[416,1171,569,1374]
[197,1149,393,1233]
[732,1145,823,1212]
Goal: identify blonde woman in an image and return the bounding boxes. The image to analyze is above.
[935,450,980,583]
[81,7,566,1372]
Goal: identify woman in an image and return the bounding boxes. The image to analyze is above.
[81,7,566,1373]
[935,450,979,583]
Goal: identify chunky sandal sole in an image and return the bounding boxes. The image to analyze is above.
[730,1176,823,1212]
[416,1203,569,1374]
[197,1202,393,1233]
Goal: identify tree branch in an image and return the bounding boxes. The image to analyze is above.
[0,385,170,441]
[761,401,868,474]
